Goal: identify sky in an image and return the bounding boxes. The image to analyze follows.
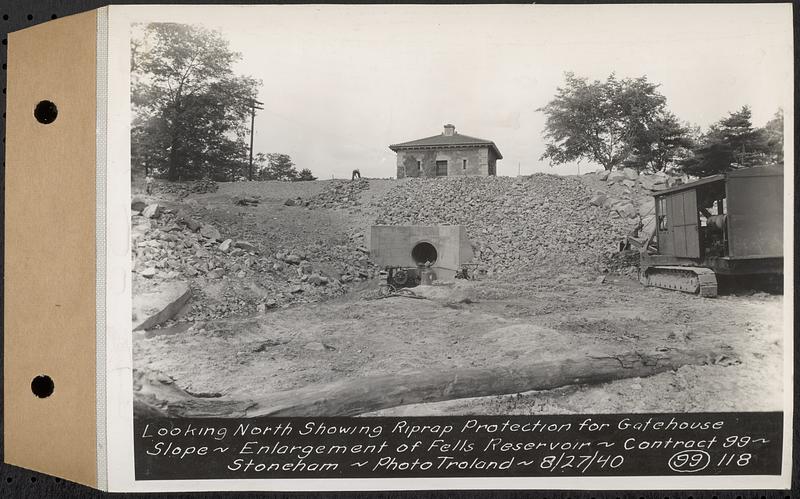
[128,4,793,179]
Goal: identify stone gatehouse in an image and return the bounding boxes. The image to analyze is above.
[389,124,502,178]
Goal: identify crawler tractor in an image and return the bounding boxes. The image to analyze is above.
[639,166,784,297]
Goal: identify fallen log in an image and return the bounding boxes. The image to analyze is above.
[134,347,728,418]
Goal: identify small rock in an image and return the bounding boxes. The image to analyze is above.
[141,267,157,278]
[233,196,259,206]
[284,254,302,265]
[234,241,257,252]
[304,341,326,351]
[219,239,232,252]
[181,217,202,232]
[200,224,221,241]
[307,273,328,286]
[299,261,313,275]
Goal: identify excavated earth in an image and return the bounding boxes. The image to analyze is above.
[132,173,786,416]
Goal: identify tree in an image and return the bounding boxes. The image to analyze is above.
[624,112,695,172]
[538,72,669,171]
[295,168,317,181]
[680,106,777,177]
[763,108,784,165]
[131,23,261,181]
[257,153,299,181]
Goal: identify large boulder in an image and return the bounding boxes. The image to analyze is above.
[140,267,157,278]
[639,175,656,191]
[602,196,621,209]
[616,202,639,219]
[637,197,655,217]
[142,204,162,219]
[607,171,626,183]
[589,193,607,207]
[132,281,191,331]
[597,170,611,181]
[652,171,669,183]
[622,167,639,180]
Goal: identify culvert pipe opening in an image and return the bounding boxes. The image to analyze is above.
[412,242,438,265]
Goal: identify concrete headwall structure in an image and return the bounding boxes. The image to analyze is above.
[369,225,474,278]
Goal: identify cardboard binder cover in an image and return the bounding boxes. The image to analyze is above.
[4,9,98,488]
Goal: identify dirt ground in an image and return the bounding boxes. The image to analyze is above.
[133,179,786,416]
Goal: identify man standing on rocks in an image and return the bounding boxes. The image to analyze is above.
[145,174,154,194]
[352,168,361,180]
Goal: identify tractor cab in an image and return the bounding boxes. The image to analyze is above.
[640,166,783,296]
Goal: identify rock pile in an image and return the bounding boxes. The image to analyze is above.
[154,178,219,198]
[131,201,378,321]
[582,168,685,236]
[601,249,641,278]
[308,179,370,209]
[232,195,260,206]
[370,174,637,275]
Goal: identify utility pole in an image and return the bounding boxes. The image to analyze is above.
[248,98,265,181]
[518,162,520,177]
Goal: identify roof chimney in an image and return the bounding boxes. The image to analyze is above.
[443,124,456,136]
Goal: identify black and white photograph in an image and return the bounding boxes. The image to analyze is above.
[119,3,792,488]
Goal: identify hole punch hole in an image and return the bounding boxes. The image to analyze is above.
[33,100,58,124]
[31,375,54,398]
